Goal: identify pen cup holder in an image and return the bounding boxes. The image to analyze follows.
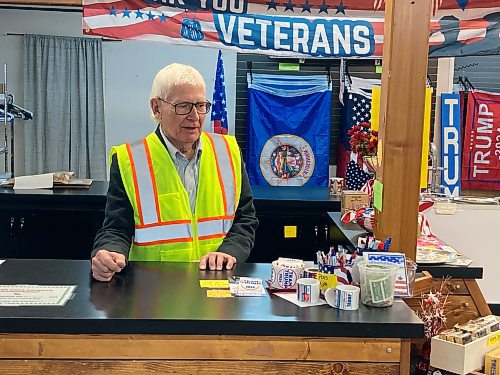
[317,264,353,296]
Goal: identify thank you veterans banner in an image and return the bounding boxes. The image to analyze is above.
[83,0,500,58]
[246,74,331,187]
[461,90,500,190]
[441,93,461,196]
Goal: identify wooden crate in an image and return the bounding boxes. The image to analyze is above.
[430,323,500,375]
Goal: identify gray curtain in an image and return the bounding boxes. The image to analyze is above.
[24,35,106,179]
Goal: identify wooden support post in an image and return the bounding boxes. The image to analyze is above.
[374,0,432,261]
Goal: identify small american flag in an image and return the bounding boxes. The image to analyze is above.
[338,90,373,178]
[210,50,228,135]
[345,160,371,190]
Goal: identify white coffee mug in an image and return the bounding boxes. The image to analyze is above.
[296,278,320,303]
[325,284,360,310]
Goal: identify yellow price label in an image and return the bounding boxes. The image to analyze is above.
[488,331,500,347]
[200,280,229,288]
[206,289,233,298]
[317,272,338,291]
[284,226,297,238]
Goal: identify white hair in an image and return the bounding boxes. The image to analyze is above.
[150,63,206,101]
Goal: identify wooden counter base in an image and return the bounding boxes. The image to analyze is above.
[0,334,410,375]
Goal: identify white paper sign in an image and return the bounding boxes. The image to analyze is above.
[0,285,76,306]
[229,277,266,297]
[14,173,54,190]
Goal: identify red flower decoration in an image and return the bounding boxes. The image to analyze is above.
[348,122,378,157]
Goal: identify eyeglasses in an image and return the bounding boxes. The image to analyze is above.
[157,98,212,115]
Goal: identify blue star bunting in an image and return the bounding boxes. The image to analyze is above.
[109,6,117,16]
[456,0,468,10]
[122,8,131,17]
[147,10,155,20]
[301,0,311,13]
[267,0,278,11]
[318,1,328,14]
[284,0,295,11]
[345,161,371,190]
[335,0,347,14]
[159,13,168,22]
[135,9,144,18]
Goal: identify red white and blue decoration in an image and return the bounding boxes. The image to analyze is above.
[83,0,500,58]
[210,50,228,135]
[345,160,371,190]
[337,76,380,178]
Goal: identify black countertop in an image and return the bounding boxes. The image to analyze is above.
[0,259,423,338]
[0,182,341,212]
[0,181,109,210]
[328,212,484,279]
[252,186,340,214]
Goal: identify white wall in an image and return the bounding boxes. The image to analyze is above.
[0,7,237,178]
[425,206,500,304]
[103,41,237,156]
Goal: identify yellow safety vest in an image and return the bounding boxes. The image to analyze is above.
[111,131,242,262]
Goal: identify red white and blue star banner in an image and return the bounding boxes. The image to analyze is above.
[83,0,500,58]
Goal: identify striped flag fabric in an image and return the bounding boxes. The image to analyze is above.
[82,0,500,58]
[345,160,371,191]
[210,50,228,135]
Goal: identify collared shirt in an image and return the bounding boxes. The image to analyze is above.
[159,126,202,213]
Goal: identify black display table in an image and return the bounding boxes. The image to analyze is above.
[0,259,422,374]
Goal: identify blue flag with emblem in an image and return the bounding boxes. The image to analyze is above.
[246,73,331,187]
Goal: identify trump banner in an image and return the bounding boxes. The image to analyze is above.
[246,74,331,186]
[441,93,461,196]
[461,90,500,190]
[83,0,500,58]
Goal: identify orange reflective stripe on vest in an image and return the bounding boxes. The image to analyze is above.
[128,133,238,247]
[127,140,160,225]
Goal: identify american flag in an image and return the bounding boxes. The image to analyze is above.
[337,90,373,178]
[345,160,371,190]
[360,178,374,199]
[210,50,228,135]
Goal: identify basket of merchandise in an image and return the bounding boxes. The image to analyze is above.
[430,315,500,375]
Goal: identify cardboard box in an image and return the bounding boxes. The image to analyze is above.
[485,346,500,375]
[340,190,370,214]
[430,319,500,375]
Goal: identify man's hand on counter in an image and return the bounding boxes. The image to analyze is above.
[91,250,126,282]
[199,252,236,271]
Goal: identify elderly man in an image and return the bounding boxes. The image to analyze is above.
[91,63,258,281]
